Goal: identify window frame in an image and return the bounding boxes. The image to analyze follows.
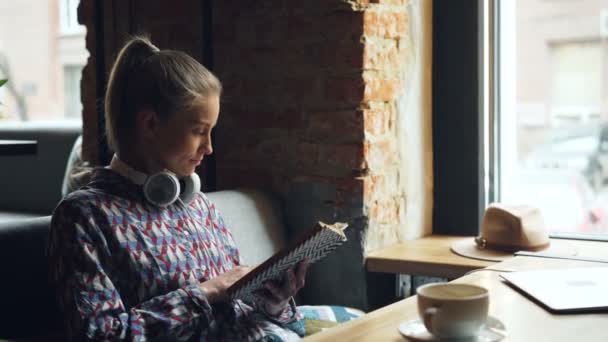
[432,0,485,236]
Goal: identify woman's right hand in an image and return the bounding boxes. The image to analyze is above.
[198,266,252,303]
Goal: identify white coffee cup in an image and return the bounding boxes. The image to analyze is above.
[417,283,489,339]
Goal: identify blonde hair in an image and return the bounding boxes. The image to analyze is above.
[104,36,222,153]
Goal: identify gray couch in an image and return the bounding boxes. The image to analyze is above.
[0,188,288,340]
[0,122,82,220]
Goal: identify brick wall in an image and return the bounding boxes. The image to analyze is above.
[213,0,410,308]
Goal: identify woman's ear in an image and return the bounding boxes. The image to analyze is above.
[135,109,160,140]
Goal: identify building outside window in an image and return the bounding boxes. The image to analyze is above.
[60,0,85,35]
[63,65,83,118]
[494,0,608,239]
[0,0,87,124]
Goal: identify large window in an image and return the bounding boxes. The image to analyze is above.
[0,0,87,124]
[494,0,608,239]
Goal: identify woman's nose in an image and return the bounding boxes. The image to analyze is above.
[200,136,213,155]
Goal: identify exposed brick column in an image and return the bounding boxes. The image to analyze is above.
[362,1,409,252]
[214,0,410,309]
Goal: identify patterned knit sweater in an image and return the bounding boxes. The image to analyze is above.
[47,168,303,341]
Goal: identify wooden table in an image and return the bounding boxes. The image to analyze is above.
[365,236,495,278]
[366,235,608,279]
[0,140,37,156]
[304,256,608,341]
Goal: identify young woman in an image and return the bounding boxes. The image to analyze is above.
[47,37,308,341]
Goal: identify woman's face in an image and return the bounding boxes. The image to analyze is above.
[152,95,220,177]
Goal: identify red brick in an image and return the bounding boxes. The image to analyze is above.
[387,103,397,131]
[363,38,400,70]
[214,20,237,44]
[357,0,408,5]
[289,0,353,15]
[336,177,365,195]
[219,47,283,73]
[220,145,257,164]
[285,46,322,71]
[239,77,284,99]
[286,77,323,105]
[364,77,400,102]
[335,177,365,207]
[365,139,397,168]
[287,13,325,44]
[295,142,367,176]
[255,138,286,165]
[364,174,385,200]
[288,10,364,44]
[216,166,280,191]
[307,110,364,142]
[325,76,365,103]
[227,108,279,129]
[275,109,305,131]
[319,40,364,69]
[364,10,408,38]
[295,142,320,171]
[219,136,288,171]
[235,14,288,48]
[324,11,365,42]
[363,107,388,136]
[369,198,400,224]
[319,143,366,172]
[369,0,408,4]
[214,0,243,20]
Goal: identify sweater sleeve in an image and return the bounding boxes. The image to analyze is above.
[47,200,213,341]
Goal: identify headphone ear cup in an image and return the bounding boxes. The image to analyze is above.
[143,172,180,207]
[179,172,201,205]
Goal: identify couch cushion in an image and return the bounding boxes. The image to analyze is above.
[0,122,81,213]
[207,189,288,266]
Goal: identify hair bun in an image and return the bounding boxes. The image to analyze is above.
[124,36,159,64]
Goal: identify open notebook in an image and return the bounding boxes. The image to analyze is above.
[228,221,348,303]
[500,267,608,313]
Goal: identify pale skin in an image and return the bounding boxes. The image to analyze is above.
[118,94,308,316]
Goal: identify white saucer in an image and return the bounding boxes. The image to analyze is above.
[398,316,506,341]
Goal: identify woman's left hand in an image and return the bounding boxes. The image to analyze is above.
[255,259,308,316]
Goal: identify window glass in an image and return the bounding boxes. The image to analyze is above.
[498,0,608,237]
[0,0,87,124]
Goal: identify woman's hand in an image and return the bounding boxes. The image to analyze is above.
[255,259,308,316]
[198,265,252,303]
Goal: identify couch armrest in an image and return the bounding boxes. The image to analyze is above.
[0,216,61,339]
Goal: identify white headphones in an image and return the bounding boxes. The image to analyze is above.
[108,155,201,207]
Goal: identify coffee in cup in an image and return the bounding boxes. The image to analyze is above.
[417,283,489,339]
